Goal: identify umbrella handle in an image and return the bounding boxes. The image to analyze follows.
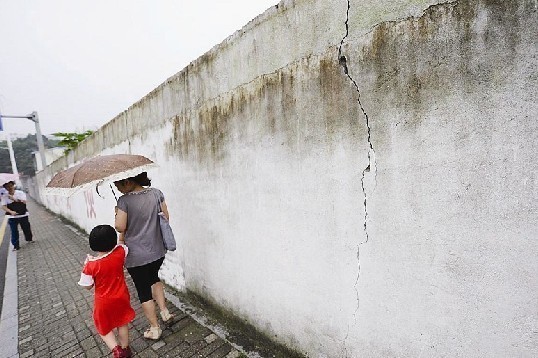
[110,184,118,202]
[95,184,104,199]
[95,183,118,202]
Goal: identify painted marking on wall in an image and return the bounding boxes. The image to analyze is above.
[84,190,96,219]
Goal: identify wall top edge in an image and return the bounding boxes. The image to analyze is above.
[117,1,282,118]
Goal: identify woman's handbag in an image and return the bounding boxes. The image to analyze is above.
[7,201,27,215]
[159,212,176,251]
[155,191,176,251]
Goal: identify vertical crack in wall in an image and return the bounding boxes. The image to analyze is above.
[337,0,377,355]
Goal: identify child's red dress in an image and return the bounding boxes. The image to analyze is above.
[78,245,135,335]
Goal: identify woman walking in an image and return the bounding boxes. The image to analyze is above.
[114,172,174,340]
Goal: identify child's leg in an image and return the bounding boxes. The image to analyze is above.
[117,324,129,348]
[99,329,118,350]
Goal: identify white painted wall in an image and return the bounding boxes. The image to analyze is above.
[35,0,537,357]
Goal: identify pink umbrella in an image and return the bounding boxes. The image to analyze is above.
[0,173,19,187]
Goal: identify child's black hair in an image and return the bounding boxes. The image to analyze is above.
[89,225,117,252]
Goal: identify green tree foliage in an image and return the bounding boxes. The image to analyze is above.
[0,134,60,176]
[52,130,94,154]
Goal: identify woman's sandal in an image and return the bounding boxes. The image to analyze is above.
[143,325,162,340]
[160,309,175,325]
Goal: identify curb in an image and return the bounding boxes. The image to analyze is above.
[0,215,19,358]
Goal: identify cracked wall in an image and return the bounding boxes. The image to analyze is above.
[35,0,537,357]
[339,1,538,357]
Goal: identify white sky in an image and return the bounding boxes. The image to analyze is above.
[0,0,278,136]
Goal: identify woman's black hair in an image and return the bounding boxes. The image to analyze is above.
[2,181,15,189]
[129,172,151,187]
[89,225,117,252]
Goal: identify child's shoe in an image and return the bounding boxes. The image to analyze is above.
[143,325,162,340]
[160,309,175,324]
[121,346,132,358]
[112,345,123,358]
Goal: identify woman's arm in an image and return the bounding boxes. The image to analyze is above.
[161,201,170,221]
[2,205,17,216]
[115,207,128,233]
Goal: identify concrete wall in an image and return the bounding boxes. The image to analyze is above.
[35,0,538,357]
[33,147,65,172]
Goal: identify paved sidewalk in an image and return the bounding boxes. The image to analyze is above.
[2,199,245,358]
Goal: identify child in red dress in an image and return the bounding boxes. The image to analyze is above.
[78,225,135,358]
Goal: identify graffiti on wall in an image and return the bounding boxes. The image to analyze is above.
[84,189,96,218]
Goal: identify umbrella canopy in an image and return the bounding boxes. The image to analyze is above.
[45,154,157,196]
[0,173,19,187]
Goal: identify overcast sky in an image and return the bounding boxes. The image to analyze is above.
[0,0,278,136]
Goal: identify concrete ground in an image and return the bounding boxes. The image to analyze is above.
[0,199,250,358]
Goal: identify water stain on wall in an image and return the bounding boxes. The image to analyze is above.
[355,0,526,128]
[166,51,362,166]
[164,0,530,170]
[167,105,229,165]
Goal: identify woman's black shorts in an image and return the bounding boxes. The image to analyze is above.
[127,257,165,303]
